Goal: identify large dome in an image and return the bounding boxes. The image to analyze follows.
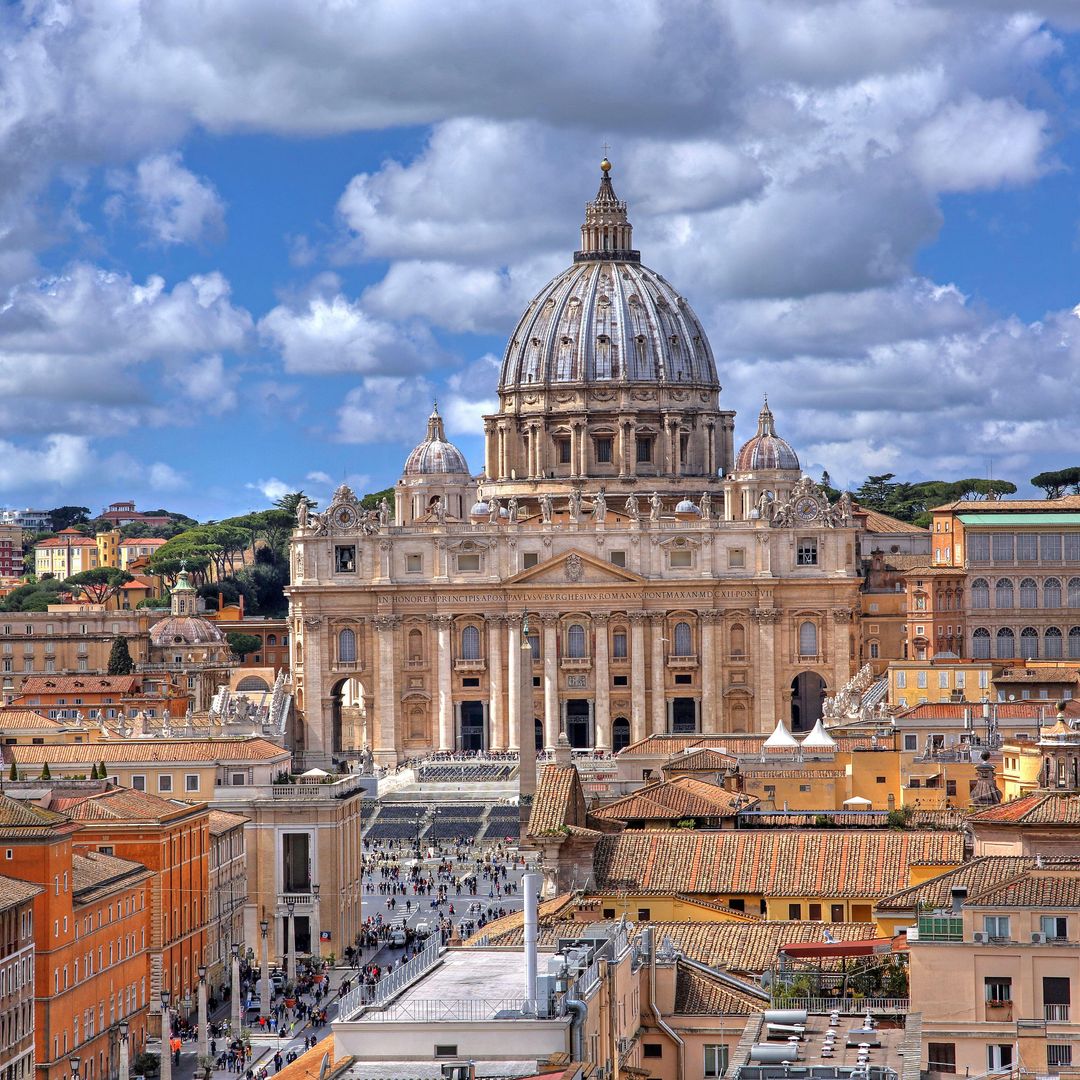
[403,404,469,476]
[499,164,718,392]
[736,397,800,472]
[149,615,226,647]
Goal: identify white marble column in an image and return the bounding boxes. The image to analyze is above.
[374,616,400,759]
[701,613,719,733]
[650,614,667,735]
[593,614,610,749]
[507,615,522,750]
[753,609,779,730]
[433,615,453,751]
[629,613,647,744]
[542,613,559,749]
[487,615,505,750]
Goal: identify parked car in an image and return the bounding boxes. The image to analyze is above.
[389,928,407,947]
[413,921,431,940]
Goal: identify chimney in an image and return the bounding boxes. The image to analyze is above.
[523,871,540,1009]
[950,886,968,914]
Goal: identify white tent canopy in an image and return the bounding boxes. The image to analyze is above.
[763,719,799,749]
[800,719,838,750]
[299,767,330,779]
[843,795,873,807]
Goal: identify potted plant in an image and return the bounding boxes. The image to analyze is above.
[284,983,297,1008]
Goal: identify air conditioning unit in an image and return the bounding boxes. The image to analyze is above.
[972,931,988,944]
[1031,932,1048,944]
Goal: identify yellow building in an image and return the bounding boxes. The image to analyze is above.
[888,657,993,708]
[33,528,99,578]
[95,529,121,568]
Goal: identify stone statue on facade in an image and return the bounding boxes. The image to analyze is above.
[757,491,773,522]
[592,487,606,522]
[540,493,554,523]
[360,746,375,776]
[488,496,501,524]
[377,497,390,527]
[699,491,712,521]
[649,492,663,523]
[295,496,310,530]
[624,494,640,523]
[835,490,854,526]
[434,496,447,525]
[507,496,519,524]
[568,489,582,523]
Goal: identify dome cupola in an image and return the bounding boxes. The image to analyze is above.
[403,403,469,476]
[735,397,800,473]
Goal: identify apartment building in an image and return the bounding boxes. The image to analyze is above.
[34,531,99,579]
[0,876,42,1080]
[117,541,166,572]
[0,526,24,580]
[207,810,247,994]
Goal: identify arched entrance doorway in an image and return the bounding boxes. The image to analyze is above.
[330,678,366,755]
[458,701,485,752]
[790,672,826,732]
[612,717,630,753]
[565,700,591,748]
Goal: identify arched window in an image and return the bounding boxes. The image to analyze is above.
[1045,578,1063,609]
[798,621,818,657]
[612,629,628,659]
[995,627,1015,658]
[1020,626,1039,659]
[1019,578,1038,608]
[1071,627,1080,660]
[995,579,1014,609]
[971,579,990,609]
[1045,627,1063,659]
[461,625,480,660]
[730,624,746,657]
[338,628,356,665]
[673,621,693,656]
[972,628,991,659]
[567,623,587,658]
[408,629,423,662]
[612,718,631,753]
[1069,578,1080,608]
[266,634,277,646]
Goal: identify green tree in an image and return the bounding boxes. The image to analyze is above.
[7,761,16,782]
[48,506,90,532]
[40,762,51,780]
[226,632,262,658]
[361,487,395,513]
[275,491,317,518]
[854,474,898,511]
[107,636,135,675]
[63,568,134,606]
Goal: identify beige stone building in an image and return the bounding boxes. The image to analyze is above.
[207,809,248,991]
[289,162,862,765]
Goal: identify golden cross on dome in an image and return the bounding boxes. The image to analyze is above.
[601,140,610,158]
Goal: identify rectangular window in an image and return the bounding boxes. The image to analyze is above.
[613,631,628,658]
[433,1046,458,1059]
[594,437,613,464]
[557,438,572,465]
[896,672,907,688]
[635,436,653,463]
[457,553,481,573]
[637,908,651,921]
[157,775,173,793]
[808,903,822,920]
[131,776,145,792]
[613,674,628,686]
[1041,915,1068,940]
[938,672,948,688]
[1067,533,1080,562]
[979,670,990,689]
[831,904,845,921]
[184,774,199,792]
[1041,533,1063,561]
[788,903,802,920]
[704,1046,728,1078]
[1017,533,1038,561]
[609,550,626,568]
[946,780,957,797]
[991,533,1014,562]
[728,548,745,568]
[983,915,1011,939]
[669,550,692,568]
[984,977,1012,1003]
[642,1044,662,1059]
[334,546,356,573]
[955,671,965,688]
[1048,1046,1073,1068]
[797,539,817,566]
[917,671,928,688]
[928,1044,956,1074]
[522,552,539,569]
[405,554,422,573]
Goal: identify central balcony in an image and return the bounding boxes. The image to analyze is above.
[454,658,486,673]
[666,654,698,669]
[560,657,592,671]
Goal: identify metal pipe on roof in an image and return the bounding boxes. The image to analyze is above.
[523,871,539,1012]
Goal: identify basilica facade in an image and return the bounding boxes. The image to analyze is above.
[288,162,862,765]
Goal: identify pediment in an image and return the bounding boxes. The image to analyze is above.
[505,548,647,586]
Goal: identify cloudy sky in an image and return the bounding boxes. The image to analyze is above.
[3,0,1080,518]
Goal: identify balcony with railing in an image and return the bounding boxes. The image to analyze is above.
[666,653,698,669]
[268,774,364,801]
[1045,1003,1070,1022]
[560,656,591,671]
[453,658,486,672]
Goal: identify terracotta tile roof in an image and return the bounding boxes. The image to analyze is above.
[866,553,933,571]
[970,792,1080,825]
[6,737,288,766]
[740,809,969,830]
[0,793,69,830]
[72,850,152,901]
[61,787,204,823]
[37,535,97,547]
[875,856,1059,912]
[901,565,964,577]
[995,669,1080,684]
[739,769,847,779]
[673,961,768,1015]
[593,829,963,897]
[932,496,1080,512]
[661,748,736,772]
[16,675,140,694]
[967,869,1080,908]
[0,708,63,730]
[618,732,893,757]
[529,764,582,836]
[208,809,248,835]
[856,507,929,535]
[649,920,880,975]
[464,893,584,946]
[0,874,42,909]
[898,701,1078,721]
[592,777,754,822]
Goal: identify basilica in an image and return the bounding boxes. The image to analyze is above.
[288,162,862,765]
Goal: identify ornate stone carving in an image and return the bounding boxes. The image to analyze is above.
[593,613,611,625]
[539,611,560,626]
[303,615,323,628]
[649,492,663,523]
[379,539,392,551]
[565,553,583,582]
[627,611,650,624]
[567,489,582,524]
[540,493,554,524]
[505,613,524,629]
[373,615,402,631]
[429,614,454,627]
[485,614,507,626]
[749,607,781,623]
[831,607,854,622]
[592,488,606,521]
[624,494,641,524]
[699,610,723,624]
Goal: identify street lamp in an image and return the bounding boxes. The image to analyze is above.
[159,990,172,1080]
[118,1020,130,1080]
[285,899,297,986]
[259,918,270,1019]
[196,964,208,1061]
[68,1055,81,1080]
[230,942,242,1036]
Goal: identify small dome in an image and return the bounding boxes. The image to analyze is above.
[675,499,701,516]
[149,615,226,648]
[469,499,490,518]
[736,397,800,472]
[402,404,470,476]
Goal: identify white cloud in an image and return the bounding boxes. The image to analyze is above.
[336,376,438,444]
[111,152,226,246]
[306,470,331,484]
[147,461,188,491]
[246,477,292,503]
[164,354,237,416]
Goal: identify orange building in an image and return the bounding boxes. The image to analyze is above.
[53,788,210,1023]
[0,874,43,1080]
[0,795,153,1080]
[13,675,188,723]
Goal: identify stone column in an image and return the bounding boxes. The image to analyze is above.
[650,614,667,735]
[617,419,630,478]
[705,422,716,477]
[752,608,780,729]
[506,615,522,750]
[542,613,560,749]
[373,616,400,760]
[299,615,327,764]
[433,615,453,752]
[593,614,610,749]
[700,612,719,733]
[578,420,588,477]
[487,615,505,750]
[629,613,648,744]
[484,421,496,480]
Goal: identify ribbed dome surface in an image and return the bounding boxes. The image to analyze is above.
[736,398,800,472]
[150,616,226,647]
[499,260,718,390]
[402,404,470,476]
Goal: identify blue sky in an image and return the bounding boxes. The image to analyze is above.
[5,1,1080,521]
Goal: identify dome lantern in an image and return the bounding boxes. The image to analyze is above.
[575,159,639,264]
[736,395,800,473]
